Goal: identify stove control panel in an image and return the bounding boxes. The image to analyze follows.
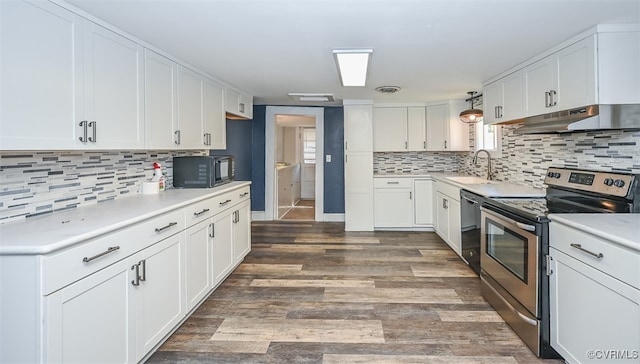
[544,167,635,198]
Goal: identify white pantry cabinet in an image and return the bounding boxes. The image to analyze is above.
[1,0,144,150]
[344,103,374,231]
[549,221,640,364]
[426,101,469,152]
[0,183,252,363]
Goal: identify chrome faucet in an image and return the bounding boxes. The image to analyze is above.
[473,149,493,180]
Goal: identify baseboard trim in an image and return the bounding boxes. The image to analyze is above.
[251,211,267,221]
[323,213,345,222]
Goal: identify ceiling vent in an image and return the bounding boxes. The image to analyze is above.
[375,86,401,94]
[288,93,335,102]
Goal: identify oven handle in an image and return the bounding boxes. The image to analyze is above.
[483,276,539,327]
[481,206,536,232]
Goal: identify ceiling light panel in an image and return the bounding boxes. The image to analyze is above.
[333,49,373,87]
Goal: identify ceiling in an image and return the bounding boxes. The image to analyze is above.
[64,0,640,106]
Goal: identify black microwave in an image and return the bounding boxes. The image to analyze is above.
[172,156,234,188]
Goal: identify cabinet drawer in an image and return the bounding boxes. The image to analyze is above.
[550,222,640,289]
[236,186,251,204]
[42,209,185,295]
[374,178,412,188]
[435,181,461,201]
[185,198,216,226]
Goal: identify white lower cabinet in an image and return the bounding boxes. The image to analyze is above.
[45,257,136,363]
[433,181,462,255]
[413,179,433,226]
[134,234,185,361]
[373,177,434,229]
[549,221,640,364]
[2,184,252,363]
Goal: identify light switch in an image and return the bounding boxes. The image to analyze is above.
[325,154,331,162]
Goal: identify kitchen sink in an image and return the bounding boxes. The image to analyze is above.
[446,176,494,184]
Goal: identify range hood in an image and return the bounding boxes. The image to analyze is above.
[513,104,640,134]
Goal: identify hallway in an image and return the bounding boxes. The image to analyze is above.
[148,222,560,363]
[281,199,315,221]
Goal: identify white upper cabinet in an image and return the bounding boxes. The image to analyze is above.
[177,66,205,149]
[225,88,253,119]
[524,36,595,117]
[203,78,226,150]
[426,101,469,152]
[373,107,408,152]
[483,71,524,125]
[1,1,83,150]
[145,50,178,149]
[407,107,427,151]
[83,22,145,149]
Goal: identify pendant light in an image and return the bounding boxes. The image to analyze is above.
[459,91,483,123]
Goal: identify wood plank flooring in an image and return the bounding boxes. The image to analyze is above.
[281,200,315,221]
[147,222,562,364]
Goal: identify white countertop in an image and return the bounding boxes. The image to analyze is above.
[549,214,640,253]
[374,173,546,198]
[0,181,251,255]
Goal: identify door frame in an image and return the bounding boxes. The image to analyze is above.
[265,106,324,221]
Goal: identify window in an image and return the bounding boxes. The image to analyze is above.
[475,121,502,155]
[302,127,316,164]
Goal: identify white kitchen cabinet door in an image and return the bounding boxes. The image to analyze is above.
[482,81,502,125]
[212,211,234,286]
[232,201,252,265]
[407,107,427,151]
[550,248,640,364]
[45,257,136,364]
[524,56,555,117]
[426,104,448,151]
[374,188,413,228]
[177,66,204,149]
[373,107,407,152]
[434,192,449,238]
[204,78,226,149]
[144,50,177,149]
[225,88,253,119]
[555,36,596,111]
[83,22,145,149]
[413,179,433,226]
[134,234,185,362]
[501,70,524,121]
[0,0,83,150]
[447,198,461,255]
[185,220,213,312]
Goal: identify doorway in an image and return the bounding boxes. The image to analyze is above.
[265,106,324,221]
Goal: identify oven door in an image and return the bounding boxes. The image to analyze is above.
[480,206,539,316]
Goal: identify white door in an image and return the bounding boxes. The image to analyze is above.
[414,179,433,226]
[134,234,185,361]
[502,70,524,121]
[373,107,407,151]
[144,50,177,149]
[0,0,83,150]
[407,107,426,151]
[177,66,204,148]
[204,78,226,149]
[374,188,413,227]
[212,211,234,286]
[185,220,212,312]
[45,257,135,363]
[524,56,555,116]
[301,127,316,199]
[84,22,144,148]
[232,202,251,264]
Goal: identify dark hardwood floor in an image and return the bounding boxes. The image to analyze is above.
[147,221,562,363]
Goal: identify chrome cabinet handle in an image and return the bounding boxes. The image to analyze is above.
[79,121,88,142]
[174,130,181,145]
[409,191,412,200]
[155,221,178,233]
[387,181,399,185]
[570,243,604,259]
[444,140,447,149]
[498,106,503,118]
[240,192,249,198]
[131,263,140,286]
[239,102,245,113]
[88,121,97,142]
[405,141,408,149]
[423,141,426,149]
[209,223,215,238]
[194,208,210,216]
[82,246,120,263]
[494,106,499,119]
[443,199,448,209]
[545,91,550,107]
[219,199,232,206]
[139,260,146,282]
[549,90,557,106]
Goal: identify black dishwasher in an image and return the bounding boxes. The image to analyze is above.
[460,189,483,275]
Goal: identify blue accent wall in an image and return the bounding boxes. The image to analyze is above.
[323,107,345,213]
[217,105,344,215]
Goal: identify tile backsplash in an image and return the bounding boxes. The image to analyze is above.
[374,152,460,174]
[0,150,207,222]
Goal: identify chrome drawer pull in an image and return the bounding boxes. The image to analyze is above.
[219,199,232,206]
[131,263,140,286]
[387,181,400,184]
[570,244,604,259]
[155,222,178,233]
[83,246,120,263]
[240,192,249,198]
[193,208,210,216]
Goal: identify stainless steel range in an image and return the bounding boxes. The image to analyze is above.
[479,167,640,358]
